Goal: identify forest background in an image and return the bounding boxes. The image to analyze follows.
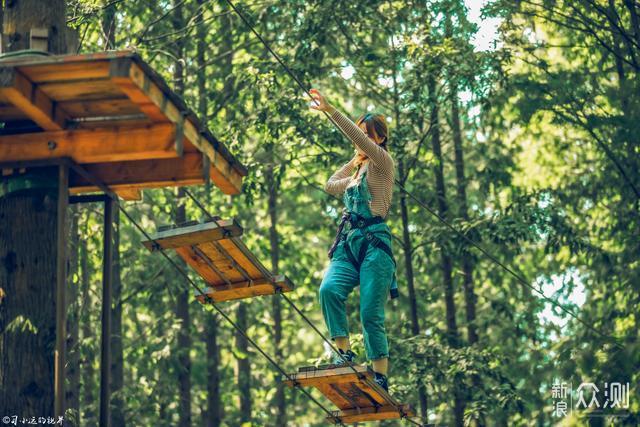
[48,0,640,425]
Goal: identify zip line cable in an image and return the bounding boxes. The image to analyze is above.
[220,0,626,350]
[182,188,424,427]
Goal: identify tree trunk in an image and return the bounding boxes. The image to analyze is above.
[624,0,640,50]
[216,0,236,121]
[204,322,222,427]
[1,0,71,53]
[219,2,251,421]
[398,161,420,336]
[101,0,117,50]
[266,162,286,426]
[195,1,222,425]
[428,76,464,426]
[66,208,80,426]
[0,0,72,418]
[450,85,479,346]
[236,303,252,423]
[171,3,191,425]
[100,5,125,426]
[451,78,486,427]
[175,195,192,427]
[0,191,58,415]
[392,58,429,419]
[609,0,637,181]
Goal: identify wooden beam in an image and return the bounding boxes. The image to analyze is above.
[68,153,207,193]
[110,59,243,194]
[54,164,68,418]
[20,59,112,83]
[141,218,244,252]
[0,67,68,130]
[193,274,294,303]
[328,405,413,424]
[116,188,142,201]
[0,123,176,163]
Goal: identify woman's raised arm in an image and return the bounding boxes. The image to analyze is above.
[309,88,392,169]
[326,105,392,168]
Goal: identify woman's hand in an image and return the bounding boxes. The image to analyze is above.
[309,88,333,113]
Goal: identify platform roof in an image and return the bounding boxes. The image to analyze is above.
[0,50,247,198]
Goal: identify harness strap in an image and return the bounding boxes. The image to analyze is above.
[348,213,384,229]
[328,212,399,299]
[327,210,349,259]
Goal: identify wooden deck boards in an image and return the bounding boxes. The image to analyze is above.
[283,365,414,424]
[0,51,246,195]
[142,218,294,302]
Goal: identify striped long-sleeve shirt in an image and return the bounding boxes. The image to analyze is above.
[324,107,395,218]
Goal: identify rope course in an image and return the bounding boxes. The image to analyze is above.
[182,188,424,426]
[69,163,346,426]
[220,0,626,351]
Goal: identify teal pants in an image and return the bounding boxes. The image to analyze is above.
[319,225,395,360]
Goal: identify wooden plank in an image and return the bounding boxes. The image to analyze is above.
[273,274,294,292]
[332,381,384,408]
[0,50,133,69]
[20,59,112,83]
[110,59,168,122]
[0,123,176,163]
[284,372,363,387]
[141,219,244,252]
[193,275,294,303]
[0,68,69,130]
[197,242,249,283]
[216,239,265,280]
[58,97,139,118]
[295,365,370,377]
[283,366,369,388]
[284,364,414,423]
[68,152,208,193]
[358,377,400,407]
[74,117,153,129]
[38,78,122,102]
[222,238,272,278]
[115,188,141,201]
[175,246,226,285]
[317,383,357,410]
[0,103,28,121]
[328,405,413,424]
[193,275,294,295]
[54,164,68,418]
[112,61,244,194]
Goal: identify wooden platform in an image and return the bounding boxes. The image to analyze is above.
[283,365,414,424]
[0,51,247,198]
[142,218,294,302]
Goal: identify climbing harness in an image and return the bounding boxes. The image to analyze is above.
[328,208,399,299]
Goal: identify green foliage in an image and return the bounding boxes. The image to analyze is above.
[61,0,639,425]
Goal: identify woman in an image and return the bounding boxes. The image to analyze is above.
[309,88,397,392]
